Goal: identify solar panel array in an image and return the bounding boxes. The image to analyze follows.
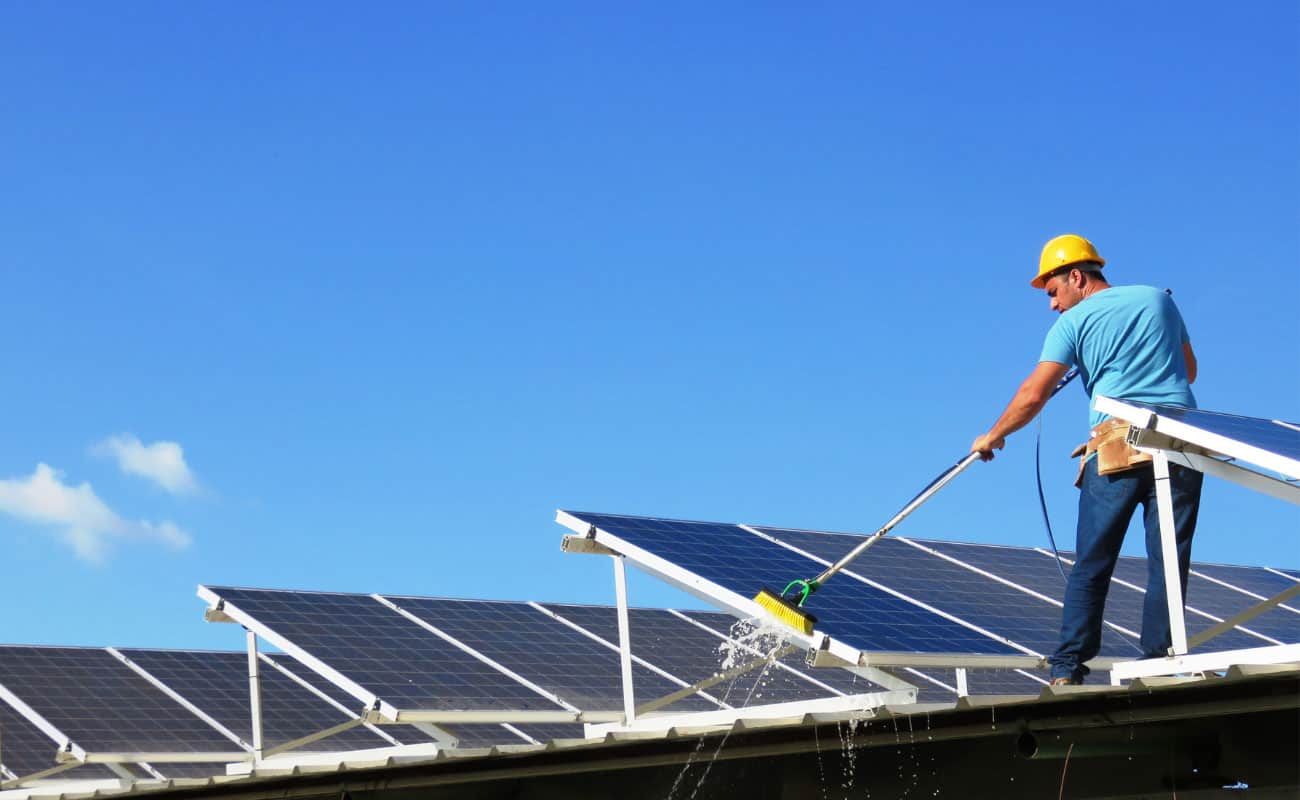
[203,587,897,718]
[4,512,1294,785]
[560,511,1300,673]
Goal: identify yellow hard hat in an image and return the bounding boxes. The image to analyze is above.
[1032,234,1105,288]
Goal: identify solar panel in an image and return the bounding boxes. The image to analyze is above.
[380,596,716,712]
[203,587,569,714]
[559,511,1300,681]
[1105,562,1300,646]
[918,540,1208,657]
[559,512,1022,658]
[117,649,389,752]
[757,528,1058,656]
[1190,563,1300,609]
[0,646,240,755]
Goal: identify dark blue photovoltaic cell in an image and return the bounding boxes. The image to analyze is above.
[0,647,239,754]
[538,603,854,709]
[919,540,1296,652]
[566,512,1019,656]
[1108,560,1300,646]
[1122,401,1300,471]
[758,529,1061,656]
[262,655,434,747]
[381,597,715,712]
[918,540,1147,658]
[119,650,388,752]
[1191,564,1300,611]
[207,587,565,713]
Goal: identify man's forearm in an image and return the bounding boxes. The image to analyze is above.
[987,384,1051,440]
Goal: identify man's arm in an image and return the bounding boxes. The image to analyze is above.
[970,361,1070,461]
[1183,341,1197,384]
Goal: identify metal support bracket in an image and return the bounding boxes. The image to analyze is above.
[247,630,265,763]
[1151,450,1190,656]
[613,556,637,723]
[635,645,797,716]
[562,535,618,556]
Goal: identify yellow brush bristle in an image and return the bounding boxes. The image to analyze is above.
[753,588,816,635]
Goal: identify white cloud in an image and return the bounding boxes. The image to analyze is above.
[94,434,198,494]
[0,463,191,562]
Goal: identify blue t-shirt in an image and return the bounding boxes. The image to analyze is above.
[1040,285,1195,427]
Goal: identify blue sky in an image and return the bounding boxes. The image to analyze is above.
[2,2,1296,650]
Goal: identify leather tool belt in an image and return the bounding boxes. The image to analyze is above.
[1072,418,1153,487]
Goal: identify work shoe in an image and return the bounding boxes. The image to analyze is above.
[1049,677,1080,687]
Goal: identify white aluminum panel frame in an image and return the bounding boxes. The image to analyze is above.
[1093,396,1300,680]
[1109,644,1300,682]
[556,511,1044,671]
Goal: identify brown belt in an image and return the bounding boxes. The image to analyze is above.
[1073,418,1153,486]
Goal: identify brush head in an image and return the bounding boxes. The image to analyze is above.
[753,587,817,635]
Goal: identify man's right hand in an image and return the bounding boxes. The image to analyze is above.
[970,433,1005,461]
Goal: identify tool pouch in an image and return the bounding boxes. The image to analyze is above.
[1074,419,1152,487]
[1094,419,1153,475]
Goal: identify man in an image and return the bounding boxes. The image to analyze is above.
[970,234,1203,685]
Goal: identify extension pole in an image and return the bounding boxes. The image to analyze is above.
[808,452,982,586]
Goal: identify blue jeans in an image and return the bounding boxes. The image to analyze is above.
[1048,457,1203,682]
